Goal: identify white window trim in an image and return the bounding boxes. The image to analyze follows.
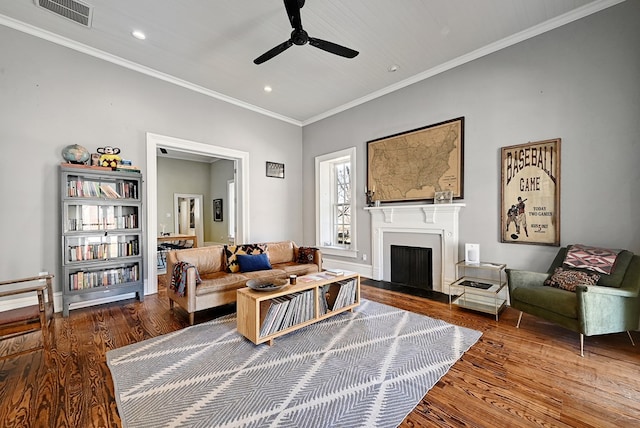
[315,147,358,258]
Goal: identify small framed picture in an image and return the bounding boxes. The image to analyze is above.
[266,161,285,179]
[213,198,223,222]
[434,190,453,204]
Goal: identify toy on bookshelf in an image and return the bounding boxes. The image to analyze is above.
[97,146,122,168]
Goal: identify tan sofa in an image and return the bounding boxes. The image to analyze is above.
[166,241,322,324]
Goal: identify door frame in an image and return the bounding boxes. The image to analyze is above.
[145,132,250,294]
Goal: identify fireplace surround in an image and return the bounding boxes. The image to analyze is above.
[366,203,465,294]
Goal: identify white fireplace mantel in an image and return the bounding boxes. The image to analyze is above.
[366,203,465,294]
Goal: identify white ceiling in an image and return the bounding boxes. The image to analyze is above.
[0,0,623,125]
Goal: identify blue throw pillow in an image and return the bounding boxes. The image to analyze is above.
[237,253,272,272]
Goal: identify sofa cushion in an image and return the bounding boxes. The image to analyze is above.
[237,253,272,272]
[176,246,225,275]
[266,241,295,265]
[594,250,633,288]
[512,285,578,319]
[297,247,318,264]
[241,269,287,281]
[224,244,267,273]
[273,262,321,276]
[544,267,600,292]
[195,272,249,296]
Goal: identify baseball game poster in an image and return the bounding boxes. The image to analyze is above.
[500,139,561,246]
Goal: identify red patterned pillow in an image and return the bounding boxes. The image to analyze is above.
[544,267,600,292]
[563,244,621,275]
[297,247,318,264]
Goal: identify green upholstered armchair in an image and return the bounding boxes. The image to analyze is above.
[506,246,640,356]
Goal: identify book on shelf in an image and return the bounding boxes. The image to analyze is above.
[259,296,290,337]
[332,279,357,310]
[68,264,139,291]
[318,286,329,315]
[99,184,121,199]
[259,289,318,337]
[115,165,141,173]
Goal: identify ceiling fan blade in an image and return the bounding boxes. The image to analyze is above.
[253,39,293,65]
[308,37,359,59]
[284,0,304,31]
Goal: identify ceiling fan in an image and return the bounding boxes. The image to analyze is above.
[254,0,359,65]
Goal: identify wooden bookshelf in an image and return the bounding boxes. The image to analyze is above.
[236,272,360,345]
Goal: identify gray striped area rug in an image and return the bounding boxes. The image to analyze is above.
[107,299,482,428]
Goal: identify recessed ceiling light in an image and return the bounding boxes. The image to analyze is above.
[264,85,273,93]
[132,30,146,40]
[387,64,399,73]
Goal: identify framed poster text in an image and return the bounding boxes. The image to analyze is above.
[500,139,561,245]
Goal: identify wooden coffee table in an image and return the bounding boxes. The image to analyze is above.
[236,272,360,345]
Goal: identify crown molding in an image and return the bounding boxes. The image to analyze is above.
[0,0,625,128]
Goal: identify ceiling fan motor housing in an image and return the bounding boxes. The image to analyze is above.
[291,29,309,46]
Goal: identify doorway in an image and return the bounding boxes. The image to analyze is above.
[145,133,250,295]
[174,193,204,247]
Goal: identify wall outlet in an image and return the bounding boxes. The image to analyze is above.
[362,254,367,261]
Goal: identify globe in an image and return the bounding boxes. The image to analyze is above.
[62,144,90,164]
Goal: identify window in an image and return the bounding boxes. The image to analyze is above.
[315,147,357,258]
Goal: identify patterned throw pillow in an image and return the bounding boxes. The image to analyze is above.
[297,247,318,264]
[224,244,267,273]
[563,244,621,275]
[544,267,600,292]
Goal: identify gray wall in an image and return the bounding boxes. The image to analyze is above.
[157,157,211,236]
[302,1,640,272]
[0,25,303,290]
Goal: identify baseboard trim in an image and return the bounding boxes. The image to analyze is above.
[1,291,146,314]
[0,291,63,314]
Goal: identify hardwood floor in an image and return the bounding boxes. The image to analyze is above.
[1,283,639,427]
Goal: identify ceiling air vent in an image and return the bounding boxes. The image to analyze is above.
[35,0,93,28]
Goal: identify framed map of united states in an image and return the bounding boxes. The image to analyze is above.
[367,117,464,203]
